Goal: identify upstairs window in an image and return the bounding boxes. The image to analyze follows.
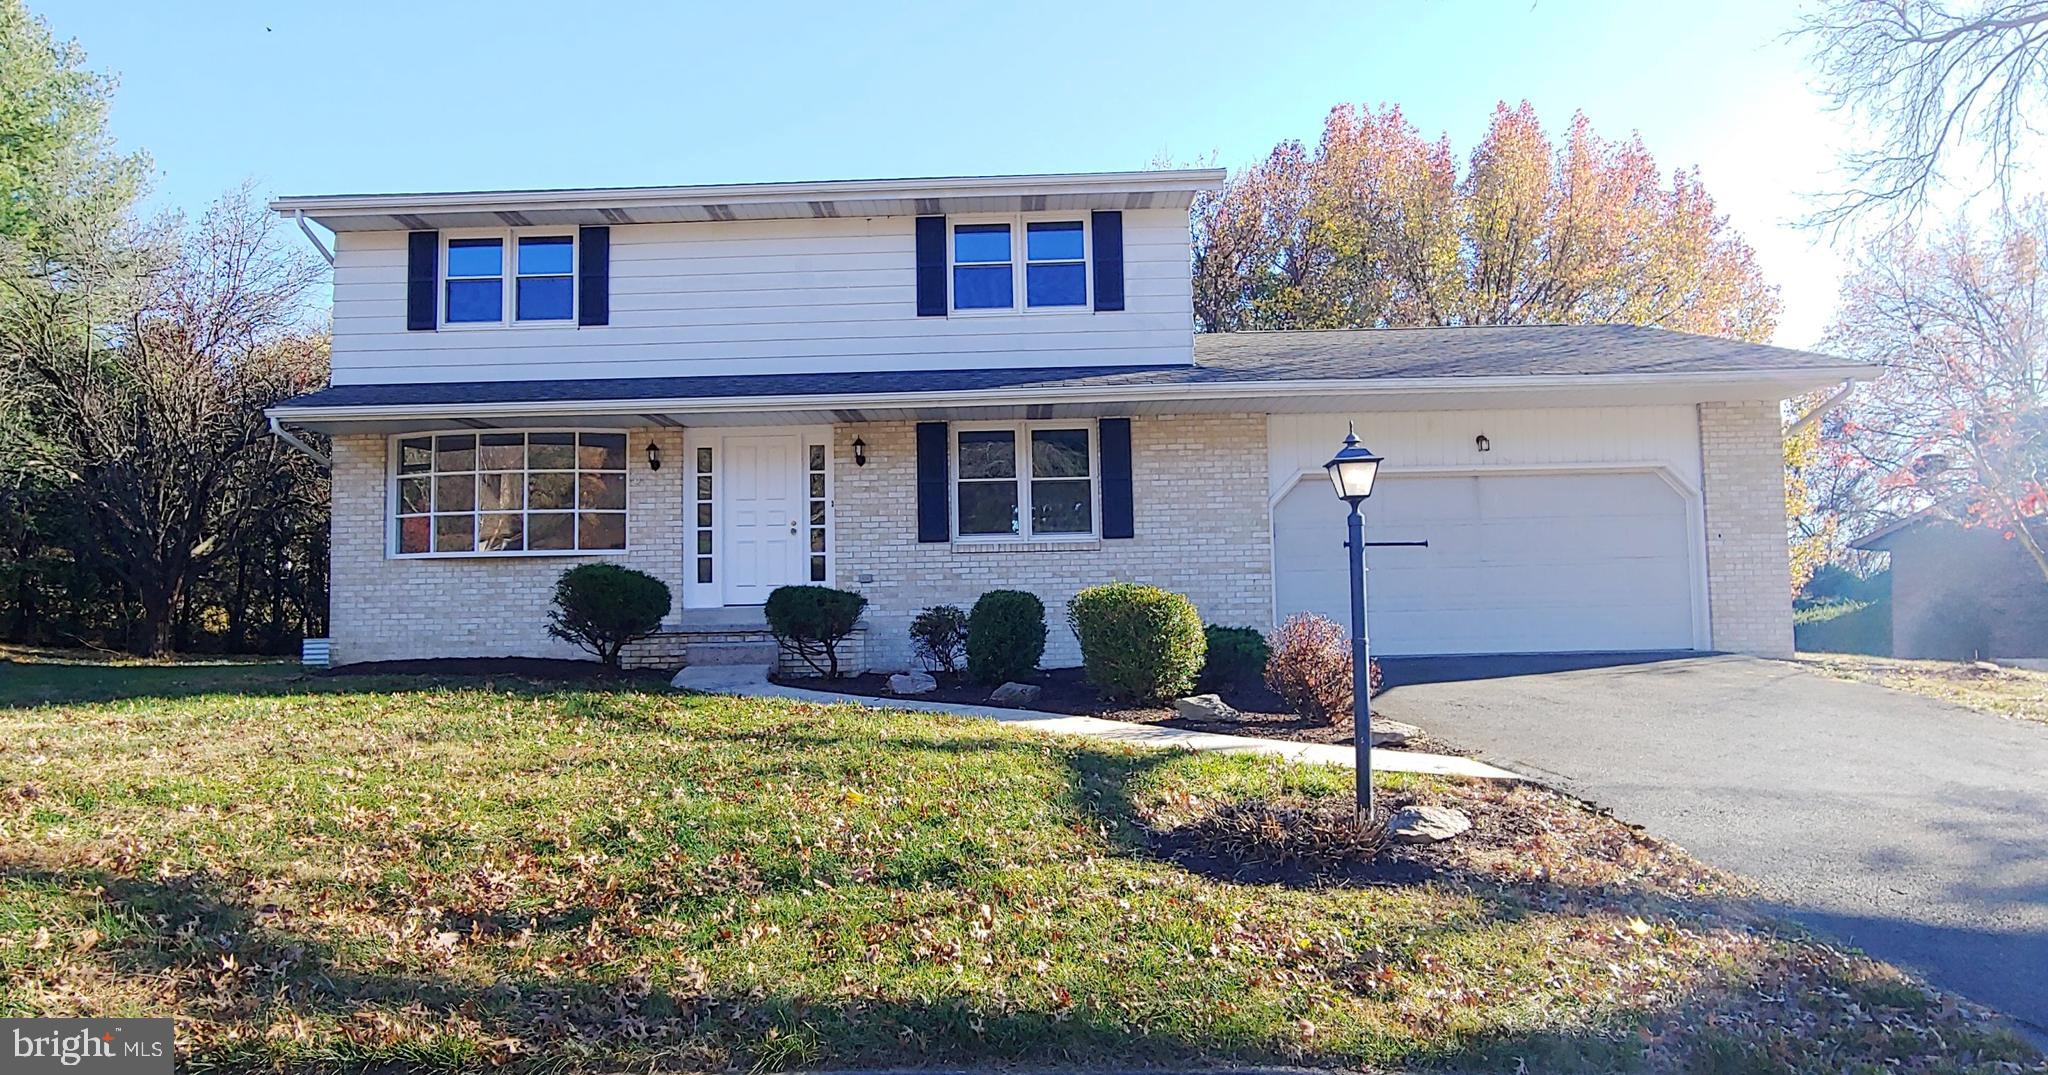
[950,218,1087,312]
[445,238,503,323]
[1025,221,1086,306]
[952,223,1013,310]
[444,232,575,324]
[516,236,574,320]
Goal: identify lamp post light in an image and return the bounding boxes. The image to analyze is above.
[1324,423,1383,822]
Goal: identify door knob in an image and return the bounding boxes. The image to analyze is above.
[789,521,798,534]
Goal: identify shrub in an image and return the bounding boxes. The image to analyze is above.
[1067,582,1206,702]
[545,564,672,669]
[1266,613,1353,724]
[1200,625,1271,690]
[764,585,868,678]
[909,605,969,672]
[966,589,1046,684]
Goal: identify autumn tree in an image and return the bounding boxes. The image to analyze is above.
[1192,101,1780,341]
[1819,203,2048,581]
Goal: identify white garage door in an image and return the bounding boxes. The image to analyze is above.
[1272,471,1699,655]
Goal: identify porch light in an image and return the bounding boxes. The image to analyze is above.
[852,436,867,467]
[1475,433,1490,453]
[646,440,662,471]
[1324,424,1382,505]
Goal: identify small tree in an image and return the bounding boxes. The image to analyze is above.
[546,563,671,668]
[764,584,867,678]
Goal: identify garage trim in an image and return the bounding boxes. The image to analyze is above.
[1267,461,1712,653]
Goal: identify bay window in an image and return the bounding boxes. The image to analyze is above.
[393,431,627,556]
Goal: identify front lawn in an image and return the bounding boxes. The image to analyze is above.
[1797,652,2048,725]
[0,657,2036,1073]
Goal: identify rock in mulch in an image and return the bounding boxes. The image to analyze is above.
[989,681,1042,706]
[1387,804,1472,844]
[887,670,937,695]
[1370,719,1425,747]
[1173,693,1238,721]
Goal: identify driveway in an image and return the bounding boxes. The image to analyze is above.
[1372,653,2048,1035]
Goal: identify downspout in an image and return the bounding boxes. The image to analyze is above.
[269,414,331,470]
[294,209,335,266]
[1788,380,1857,435]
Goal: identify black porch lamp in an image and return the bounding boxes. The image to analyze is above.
[1324,423,1383,821]
[645,440,662,471]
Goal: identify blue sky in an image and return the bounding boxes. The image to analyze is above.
[37,0,1852,345]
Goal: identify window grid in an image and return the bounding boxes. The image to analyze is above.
[694,446,714,584]
[806,443,828,582]
[393,431,627,557]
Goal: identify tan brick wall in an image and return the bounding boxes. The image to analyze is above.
[832,415,1274,671]
[327,428,686,666]
[1698,401,1794,657]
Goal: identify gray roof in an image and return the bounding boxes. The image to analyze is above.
[280,324,1865,410]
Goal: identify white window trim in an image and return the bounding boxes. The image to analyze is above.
[950,419,1099,543]
[385,428,631,559]
[440,228,578,329]
[946,213,1091,315]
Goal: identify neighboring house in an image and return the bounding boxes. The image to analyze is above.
[1851,517,2048,659]
[266,170,1868,671]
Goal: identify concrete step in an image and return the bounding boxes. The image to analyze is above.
[685,639,781,666]
[673,663,772,692]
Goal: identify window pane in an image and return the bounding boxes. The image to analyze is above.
[696,474,713,501]
[1031,428,1091,478]
[434,514,475,553]
[580,512,626,550]
[529,471,574,510]
[1026,263,1085,307]
[529,432,575,469]
[1032,479,1092,535]
[953,265,1013,309]
[516,276,573,321]
[434,435,475,471]
[953,223,1011,263]
[810,555,826,582]
[398,515,430,554]
[434,474,475,512]
[809,473,825,498]
[578,432,627,470]
[697,531,713,555]
[958,430,1015,479]
[398,476,430,515]
[398,437,433,473]
[516,235,573,275]
[809,501,825,526]
[809,529,825,553]
[696,502,712,527]
[478,471,523,511]
[477,432,524,470]
[1026,220,1084,261]
[528,512,574,550]
[808,444,825,470]
[447,238,502,277]
[697,558,713,584]
[696,447,713,472]
[479,512,524,552]
[958,481,1019,536]
[579,472,626,510]
[446,278,501,322]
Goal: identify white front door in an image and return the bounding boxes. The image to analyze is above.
[721,432,805,605]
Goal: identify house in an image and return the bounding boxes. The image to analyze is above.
[1850,516,2048,660]
[265,169,1869,672]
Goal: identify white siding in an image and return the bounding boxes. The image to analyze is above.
[329,210,1194,386]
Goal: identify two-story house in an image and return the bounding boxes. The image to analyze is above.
[267,169,1867,672]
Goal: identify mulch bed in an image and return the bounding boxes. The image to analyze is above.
[324,656,674,686]
[779,666,1459,753]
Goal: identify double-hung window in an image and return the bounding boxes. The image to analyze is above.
[443,233,575,324]
[393,431,627,556]
[954,423,1096,540]
[950,218,1087,311]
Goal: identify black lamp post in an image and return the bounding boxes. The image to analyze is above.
[1324,423,1383,822]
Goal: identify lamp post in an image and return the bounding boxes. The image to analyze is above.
[1324,423,1383,822]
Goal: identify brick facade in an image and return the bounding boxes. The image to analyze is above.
[1698,401,1794,657]
[326,428,686,666]
[831,414,1274,671]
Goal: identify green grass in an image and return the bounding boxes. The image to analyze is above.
[0,655,2036,1073]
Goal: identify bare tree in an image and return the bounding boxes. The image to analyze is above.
[1797,0,2048,228]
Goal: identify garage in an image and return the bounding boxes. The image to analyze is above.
[1271,470,1702,655]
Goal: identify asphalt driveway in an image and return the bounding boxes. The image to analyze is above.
[1372,653,2048,1035]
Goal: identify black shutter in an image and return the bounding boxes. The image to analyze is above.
[914,216,946,316]
[578,226,610,326]
[1099,417,1133,539]
[1091,211,1124,312]
[406,231,438,331]
[915,422,950,542]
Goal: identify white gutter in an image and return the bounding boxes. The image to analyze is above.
[1787,379,1858,435]
[293,210,334,266]
[267,366,1880,425]
[268,414,331,469]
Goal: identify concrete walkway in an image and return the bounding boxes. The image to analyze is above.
[672,664,1519,780]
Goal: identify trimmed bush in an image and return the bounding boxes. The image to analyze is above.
[1067,582,1206,702]
[909,605,969,673]
[1200,625,1271,690]
[545,563,672,668]
[967,589,1046,684]
[1266,613,1350,724]
[765,585,868,678]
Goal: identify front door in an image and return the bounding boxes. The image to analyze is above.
[721,432,804,605]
